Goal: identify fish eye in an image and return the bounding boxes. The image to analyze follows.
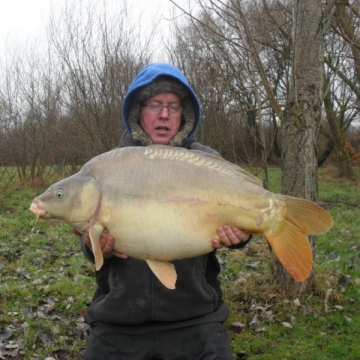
[56,188,64,198]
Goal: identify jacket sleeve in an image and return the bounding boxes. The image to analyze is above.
[187,141,221,156]
[227,235,252,250]
[79,236,96,263]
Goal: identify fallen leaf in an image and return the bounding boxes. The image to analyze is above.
[0,329,13,342]
[38,332,55,346]
[5,341,20,349]
[250,315,259,328]
[230,322,246,333]
[255,327,266,332]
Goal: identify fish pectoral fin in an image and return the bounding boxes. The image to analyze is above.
[264,221,313,282]
[146,259,177,290]
[89,224,105,271]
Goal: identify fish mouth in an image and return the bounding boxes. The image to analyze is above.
[29,201,48,220]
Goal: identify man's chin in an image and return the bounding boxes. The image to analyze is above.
[151,134,173,145]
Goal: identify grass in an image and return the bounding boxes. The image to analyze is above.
[0,188,93,358]
[0,167,359,359]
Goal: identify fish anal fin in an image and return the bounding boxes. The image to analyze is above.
[264,221,313,282]
[89,224,105,271]
[146,259,177,290]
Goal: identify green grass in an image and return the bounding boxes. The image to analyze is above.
[0,167,359,359]
[0,188,93,358]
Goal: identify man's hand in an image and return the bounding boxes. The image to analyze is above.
[212,225,250,249]
[73,228,127,259]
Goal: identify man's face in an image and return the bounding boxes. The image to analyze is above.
[140,92,182,145]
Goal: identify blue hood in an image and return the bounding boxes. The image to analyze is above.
[121,63,201,145]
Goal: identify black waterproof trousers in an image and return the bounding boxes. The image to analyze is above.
[83,321,234,360]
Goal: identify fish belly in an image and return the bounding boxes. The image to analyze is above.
[101,198,250,261]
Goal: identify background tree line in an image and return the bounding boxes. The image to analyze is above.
[1,0,359,182]
[1,0,360,290]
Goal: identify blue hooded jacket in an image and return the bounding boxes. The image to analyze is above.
[121,63,201,146]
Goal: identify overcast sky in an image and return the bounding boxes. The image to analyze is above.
[0,0,187,61]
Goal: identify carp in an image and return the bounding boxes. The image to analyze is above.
[29,145,333,289]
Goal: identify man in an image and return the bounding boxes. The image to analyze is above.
[80,63,251,359]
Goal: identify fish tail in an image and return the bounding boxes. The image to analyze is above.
[264,197,333,282]
[265,222,313,281]
[282,196,334,235]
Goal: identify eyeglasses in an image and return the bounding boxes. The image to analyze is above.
[142,102,183,115]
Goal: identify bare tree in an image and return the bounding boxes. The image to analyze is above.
[0,40,63,182]
[319,0,360,177]
[274,0,335,291]
[0,0,158,182]
[49,0,154,157]
[170,0,336,291]
[169,1,277,181]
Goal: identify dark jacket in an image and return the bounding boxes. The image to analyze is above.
[81,63,250,330]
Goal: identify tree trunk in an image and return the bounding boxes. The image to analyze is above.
[317,138,334,168]
[323,69,355,178]
[276,0,329,292]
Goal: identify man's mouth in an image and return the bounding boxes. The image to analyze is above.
[155,126,170,133]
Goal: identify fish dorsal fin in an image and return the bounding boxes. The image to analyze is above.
[146,259,177,289]
[143,145,263,187]
[89,224,105,271]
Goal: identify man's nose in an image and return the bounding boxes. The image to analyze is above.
[159,106,170,116]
